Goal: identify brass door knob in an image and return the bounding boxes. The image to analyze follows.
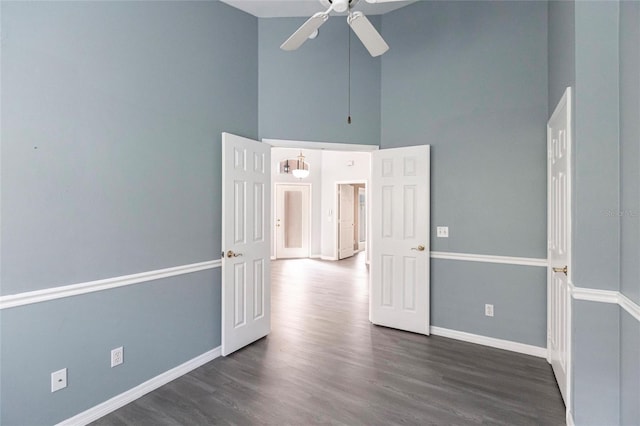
[226,250,243,258]
[411,245,425,251]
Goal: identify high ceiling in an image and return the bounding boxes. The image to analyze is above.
[220,0,415,18]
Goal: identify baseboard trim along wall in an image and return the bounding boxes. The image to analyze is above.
[430,326,548,358]
[571,284,640,322]
[429,251,548,267]
[56,347,222,426]
[0,259,222,310]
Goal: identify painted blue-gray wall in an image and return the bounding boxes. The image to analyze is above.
[432,261,546,346]
[0,271,220,425]
[0,1,257,424]
[560,0,639,424]
[380,1,548,346]
[258,17,381,145]
[618,1,640,424]
[381,0,548,259]
[1,0,257,296]
[620,311,640,426]
[619,0,640,306]
[573,0,620,293]
[547,0,575,115]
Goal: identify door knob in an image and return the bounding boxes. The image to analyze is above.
[552,265,568,275]
[411,245,425,251]
[226,250,243,258]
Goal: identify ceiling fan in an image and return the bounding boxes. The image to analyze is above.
[280,0,405,57]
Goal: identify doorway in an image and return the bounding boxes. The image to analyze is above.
[337,182,367,260]
[275,184,311,259]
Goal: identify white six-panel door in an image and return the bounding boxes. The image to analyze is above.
[371,145,430,334]
[221,133,271,356]
[547,88,572,404]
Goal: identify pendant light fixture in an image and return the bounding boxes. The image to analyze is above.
[292,151,310,179]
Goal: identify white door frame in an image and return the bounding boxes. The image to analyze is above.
[334,180,368,261]
[546,87,573,417]
[274,183,312,259]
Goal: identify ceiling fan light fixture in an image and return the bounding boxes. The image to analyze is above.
[332,0,350,13]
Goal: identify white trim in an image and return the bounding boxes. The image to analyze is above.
[566,410,575,426]
[320,255,337,261]
[430,251,547,268]
[430,326,547,358]
[571,285,619,304]
[570,283,640,322]
[263,138,379,152]
[56,347,221,426]
[0,260,222,310]
[619,293,640,322]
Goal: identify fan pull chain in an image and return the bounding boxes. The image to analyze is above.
[347,19,352,125]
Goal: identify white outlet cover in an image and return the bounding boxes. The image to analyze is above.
[436,226,449,238]
[51,368,67,392]
[485,304,494,317]
[111,346,124,368]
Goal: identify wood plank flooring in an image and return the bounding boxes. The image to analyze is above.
[92,253,566,425]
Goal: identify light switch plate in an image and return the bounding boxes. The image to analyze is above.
[436,226,449,238]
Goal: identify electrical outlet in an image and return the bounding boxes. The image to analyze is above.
[436,226,449,238]
[485,304,494,317]
[111,346,124,368]
[51,368,67,392]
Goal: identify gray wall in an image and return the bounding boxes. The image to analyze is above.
[620,311,640,426]
[618,1,640,424]
[572,301,621,425]
[573,0,620,293]
[380,1,548,346]
[381,0,548,259]
[0,1,257,424]
[258,17,381,146]
[550,0,639,424]
[547,0,575,115]
[619,0,640,306]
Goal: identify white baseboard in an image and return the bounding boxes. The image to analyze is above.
[430,326,547,358]
[57,346,221,426]
[566,410,575,426]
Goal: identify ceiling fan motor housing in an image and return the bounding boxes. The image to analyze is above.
[320,0,359,12]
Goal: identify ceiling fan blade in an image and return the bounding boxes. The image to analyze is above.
[280,12,329,51]
[348,12,389,57]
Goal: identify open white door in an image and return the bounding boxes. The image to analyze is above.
[338,184,355,260]
[221,132,271,356]
[547,87,572,404]
[370,145,430,334]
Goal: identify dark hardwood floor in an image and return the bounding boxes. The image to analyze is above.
[93,253,566,425]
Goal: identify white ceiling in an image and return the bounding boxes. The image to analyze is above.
[220,0,415,18]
